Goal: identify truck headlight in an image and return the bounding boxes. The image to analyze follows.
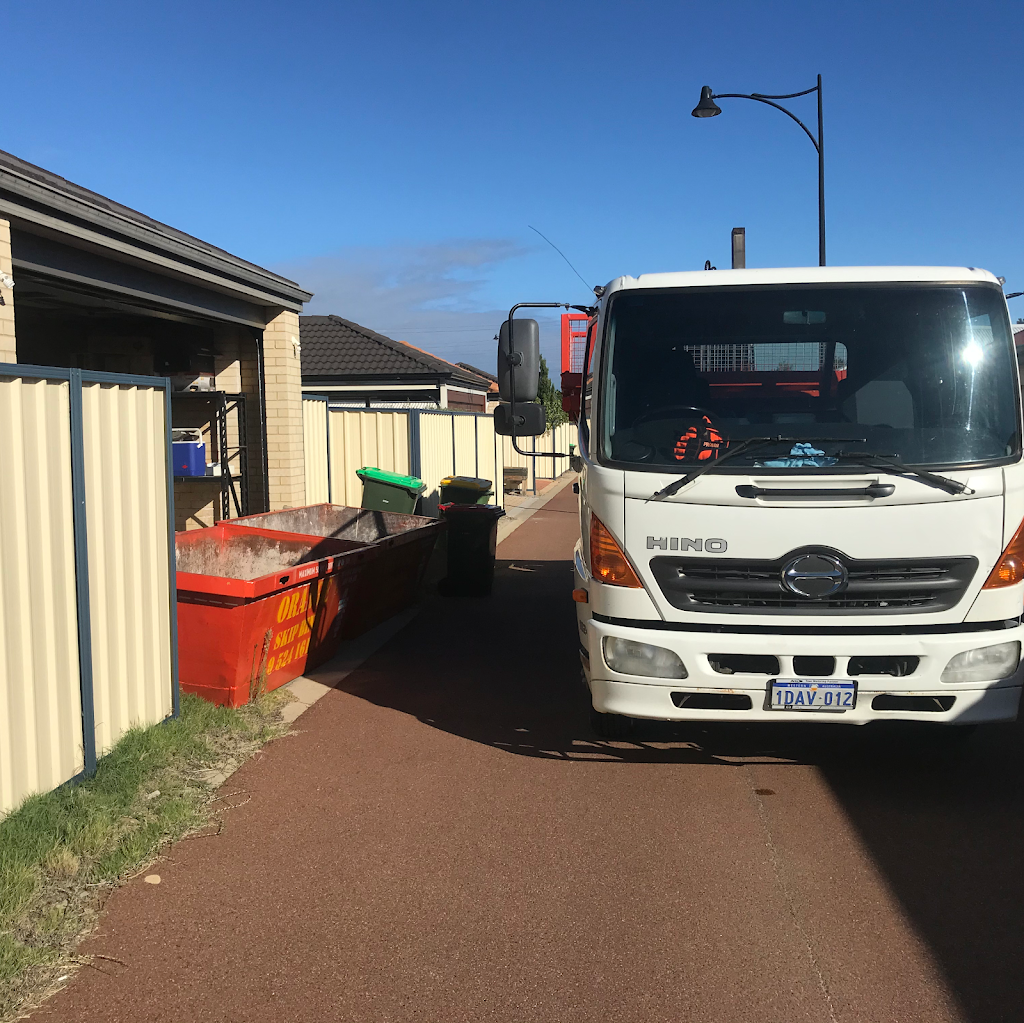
[940,641,1020,683]
[603,637,687,679]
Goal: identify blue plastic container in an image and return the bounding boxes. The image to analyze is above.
[173,441,207,477]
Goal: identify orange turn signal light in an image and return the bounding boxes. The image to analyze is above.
[572,588,589,603]
[590,515,643,588]
[984,518,1024,588]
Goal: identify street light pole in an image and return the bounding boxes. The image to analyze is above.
[692,75,826,266]
[816,74,825,267]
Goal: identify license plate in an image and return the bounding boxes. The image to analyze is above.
[769,679,856,712]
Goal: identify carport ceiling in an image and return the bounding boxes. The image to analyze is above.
[14,268,227,328]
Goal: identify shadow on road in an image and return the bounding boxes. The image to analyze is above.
[335,556,1024,1022]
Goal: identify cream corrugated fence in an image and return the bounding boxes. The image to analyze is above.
[80,381,174,757]
[301,399,579,512]
[0,374,84,816]
[302,397,330,504]
[326,408,411,507]
[0,365,178,817]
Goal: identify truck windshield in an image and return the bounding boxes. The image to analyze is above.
[601,285,1020,471]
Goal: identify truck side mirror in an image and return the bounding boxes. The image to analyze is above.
[498,317,540,402]
[494,401,546,437]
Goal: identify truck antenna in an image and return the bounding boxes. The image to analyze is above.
[528,225,591,293]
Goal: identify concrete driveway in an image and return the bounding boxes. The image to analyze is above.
[33,481,1024,1022]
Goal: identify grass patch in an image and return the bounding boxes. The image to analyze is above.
[0,691,290,1021]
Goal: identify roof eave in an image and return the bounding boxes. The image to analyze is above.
[0,151,313,310]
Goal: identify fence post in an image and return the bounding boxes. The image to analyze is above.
[68,369,97,776]
[162,378,180,720]
[409,410,422,479]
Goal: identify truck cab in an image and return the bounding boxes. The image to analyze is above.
[554,266,1024,733]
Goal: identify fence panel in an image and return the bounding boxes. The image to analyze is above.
[0,374,84,816]
[0,365,177,817]
[416,411,456,516]
[304,405,584,514]
[452,414,477,478]
[326,408,411,506]
[302,397,329,504]
[475,416,503,510]
[81,380,175,757]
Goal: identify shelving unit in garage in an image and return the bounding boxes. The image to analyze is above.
[171,391,249,519]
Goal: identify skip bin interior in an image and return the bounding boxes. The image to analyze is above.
[175,524,374,707]
[231,505,443,636]
[176,526,351,580]
[233,504,436,544]
[175,524,369,601]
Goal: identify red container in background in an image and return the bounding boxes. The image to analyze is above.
[231,504,443,638]
[175,524,373,707]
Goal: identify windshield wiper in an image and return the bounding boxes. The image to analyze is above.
[833,451,974,496]
[648,435,866,502]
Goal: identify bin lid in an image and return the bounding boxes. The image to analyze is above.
[439,503,505,519]
[356,466,427,494]
[439,476,492,492]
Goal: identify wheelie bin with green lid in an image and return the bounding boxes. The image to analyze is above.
[439,475,493,505]
[356,467,427,513]
[438,503,505,596]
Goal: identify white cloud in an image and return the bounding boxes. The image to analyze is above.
[274,239,562,369]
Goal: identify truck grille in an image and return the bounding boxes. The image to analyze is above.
[650,551,977,615]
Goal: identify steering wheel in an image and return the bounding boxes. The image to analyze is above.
[627,405,725,462]
[631,405,719,428]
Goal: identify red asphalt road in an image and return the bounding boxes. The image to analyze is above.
[33,482,1024,1022]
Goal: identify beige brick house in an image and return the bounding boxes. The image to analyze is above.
[0,149,312,528]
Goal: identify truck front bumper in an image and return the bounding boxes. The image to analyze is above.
[582,616,1024,725]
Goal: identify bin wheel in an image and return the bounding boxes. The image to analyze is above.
[590,706,635,740]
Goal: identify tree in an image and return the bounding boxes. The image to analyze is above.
[537,355,569,427]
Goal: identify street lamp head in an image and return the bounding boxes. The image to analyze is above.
[691,86,722,118]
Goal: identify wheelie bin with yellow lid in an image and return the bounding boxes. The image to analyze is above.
[438,475,493,505]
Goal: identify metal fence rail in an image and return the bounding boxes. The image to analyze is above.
[0,364,178,817]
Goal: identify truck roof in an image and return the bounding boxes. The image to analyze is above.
[610,266,1002,291]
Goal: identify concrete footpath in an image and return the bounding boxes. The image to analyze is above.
[33,483,1024,1022]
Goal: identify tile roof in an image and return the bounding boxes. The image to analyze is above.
[300,315,490,389]
[457,362,497,383]
[457,362,499,393]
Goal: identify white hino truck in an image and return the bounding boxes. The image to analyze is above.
[496,266,1024,735]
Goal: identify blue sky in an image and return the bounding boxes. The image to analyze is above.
[6,0,1023,369]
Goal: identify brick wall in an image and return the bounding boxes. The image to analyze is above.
[0,220,15,363]
[262,309,305,510]
[173,480,218,532]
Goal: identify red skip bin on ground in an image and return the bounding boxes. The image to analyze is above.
[175,524,374,707]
